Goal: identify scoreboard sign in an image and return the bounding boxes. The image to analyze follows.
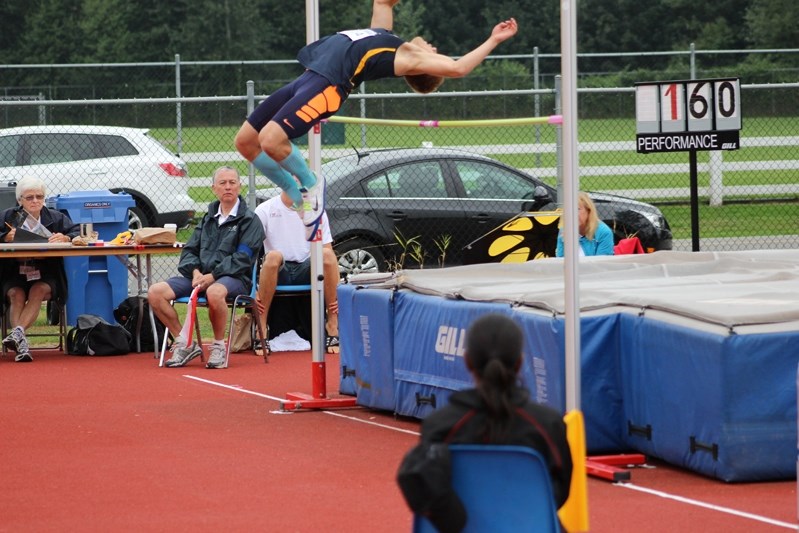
[635,78,741,154]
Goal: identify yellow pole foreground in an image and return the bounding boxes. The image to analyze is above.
[559,409,590,532]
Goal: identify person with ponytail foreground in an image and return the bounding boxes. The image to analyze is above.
[397,314,572,532]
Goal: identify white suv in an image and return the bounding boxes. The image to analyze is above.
[0,125,198,228]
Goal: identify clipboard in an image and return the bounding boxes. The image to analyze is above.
[12,227,49,243]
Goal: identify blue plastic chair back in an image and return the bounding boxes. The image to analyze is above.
[413,445,561,533]
[275,284,312,293]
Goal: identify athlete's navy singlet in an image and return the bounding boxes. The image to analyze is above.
[297,28,403,93]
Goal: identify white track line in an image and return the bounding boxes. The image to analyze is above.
[186,375,795,528]
[323,410,421,436]
[618,482,798,530]
[183,375,284,401]
[183,375,421,434]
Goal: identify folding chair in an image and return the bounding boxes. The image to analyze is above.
[1,300,67,357]
[157,262,268,367]
[413,445,561,533]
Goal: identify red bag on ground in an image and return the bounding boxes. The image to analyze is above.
[614,236,645,255]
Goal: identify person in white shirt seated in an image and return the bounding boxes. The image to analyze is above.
[254,186,339,352]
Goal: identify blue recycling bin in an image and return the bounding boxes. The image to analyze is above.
[0,186,16,211]
[49,190,135,326]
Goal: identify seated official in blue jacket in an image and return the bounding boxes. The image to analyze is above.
[147,166,264,369]
[556,192,615,257]
[0,176,80,362]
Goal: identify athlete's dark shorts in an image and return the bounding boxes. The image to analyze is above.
[277,260,311,286]
[165,275,246,300]
[246,70,346,140]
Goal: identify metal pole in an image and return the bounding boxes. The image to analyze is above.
[306,0,326,399]
[175,54,183,155]
[280,0,356,410]
[561,0,581,412]
[246,80,257,209]
[689,150,700,251]
[554,75,563,208]
[359,83,368,149]
[534,47,541,168]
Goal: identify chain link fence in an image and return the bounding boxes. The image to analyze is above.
[1,72,797,284]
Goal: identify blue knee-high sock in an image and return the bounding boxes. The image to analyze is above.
[252,152,302,206]
[277,144,317,190]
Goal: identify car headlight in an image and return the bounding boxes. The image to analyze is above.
[640,211,664,231]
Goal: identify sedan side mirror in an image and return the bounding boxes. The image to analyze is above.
[522,186,553,212]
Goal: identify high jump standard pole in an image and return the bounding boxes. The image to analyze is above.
[281,0,357,411]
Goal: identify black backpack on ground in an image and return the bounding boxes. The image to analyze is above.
[66,314,131,356]
[113,296,171,353]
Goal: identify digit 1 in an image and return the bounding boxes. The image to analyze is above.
[664,84,679,120]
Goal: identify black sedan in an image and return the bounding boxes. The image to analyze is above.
[259,148,672,276]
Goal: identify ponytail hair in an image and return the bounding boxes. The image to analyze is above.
[464,314,525,442]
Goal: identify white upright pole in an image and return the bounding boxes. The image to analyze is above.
[561,0,581,411]
[306,0,326,398]
[282,1,356,410]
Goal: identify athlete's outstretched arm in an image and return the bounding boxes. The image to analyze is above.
[396,18,518,78]
[371,0,400,30]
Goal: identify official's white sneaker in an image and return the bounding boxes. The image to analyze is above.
[165,340,202,367]
[206,342,227,369]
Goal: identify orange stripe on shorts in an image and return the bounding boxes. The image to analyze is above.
[296,86,342,123]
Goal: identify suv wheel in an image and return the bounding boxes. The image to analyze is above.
[129,206,148,231]
[335,238,386,278]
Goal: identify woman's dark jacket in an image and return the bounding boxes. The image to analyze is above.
[0,204,80,305]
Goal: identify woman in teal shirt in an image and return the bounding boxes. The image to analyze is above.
[556,192,615,257]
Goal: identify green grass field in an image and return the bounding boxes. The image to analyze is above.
[153,115,799,241]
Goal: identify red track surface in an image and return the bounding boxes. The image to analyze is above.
[1,348,796,532]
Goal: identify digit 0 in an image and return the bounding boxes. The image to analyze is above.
[717,81,736,118]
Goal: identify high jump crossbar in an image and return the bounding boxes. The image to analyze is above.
[326,115,563,128]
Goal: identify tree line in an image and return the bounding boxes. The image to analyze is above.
[3,0,796,62]
[0,0,796,101]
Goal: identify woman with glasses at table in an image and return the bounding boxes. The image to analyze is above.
[0,176,79,362]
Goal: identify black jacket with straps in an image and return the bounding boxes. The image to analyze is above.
[0,205,80,306]
[419,387,574,508]
[177,197,264,292]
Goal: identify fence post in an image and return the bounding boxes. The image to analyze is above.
[175,54,183,155]
[554,75,563,207]
[708,150,724,206]
[534,46,542,168]
[690,43,696,79]
[359,82,368,149]
[38,92,46,126]
[246,80,257,209]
